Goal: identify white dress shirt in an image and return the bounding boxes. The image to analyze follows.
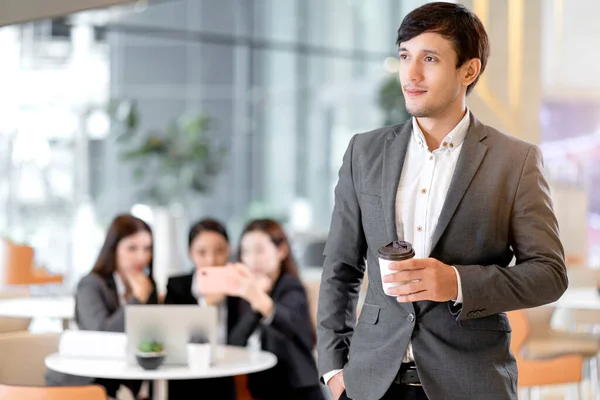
[113,273,127,305]
[323,110,469,384]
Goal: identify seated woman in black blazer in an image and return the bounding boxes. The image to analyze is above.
[208,219,326,400]
[45,214,158,399]
[164,218,237,400]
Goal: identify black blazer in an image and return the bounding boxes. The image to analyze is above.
[228,273,321,398]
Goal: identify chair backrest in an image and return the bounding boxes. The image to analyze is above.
[567,267,600,288]
[303,280,320,331]
[508,308,585,387]
[300,241,326,267]
[0,384,106,400]
[0,240,62,285]
[0,240,34,285]
[507,310,529,356]
[0,289,31,333]
[0,333,60,386]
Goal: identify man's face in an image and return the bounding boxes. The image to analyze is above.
[398,32,466,118]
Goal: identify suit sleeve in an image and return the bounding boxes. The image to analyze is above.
[228,281,313,348]
[75,276,141,332]
[316,134,367,377]
[454,145,568,320]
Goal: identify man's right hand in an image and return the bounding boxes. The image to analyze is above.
[327,371,345,400]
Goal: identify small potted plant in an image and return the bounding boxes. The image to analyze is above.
[136,339,166,370]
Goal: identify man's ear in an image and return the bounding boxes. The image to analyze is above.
[462,58,482,87]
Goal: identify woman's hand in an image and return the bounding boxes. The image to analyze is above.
[126,272,153,303]
[229,263,275,318]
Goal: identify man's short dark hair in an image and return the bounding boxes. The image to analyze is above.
[396,2,490,95]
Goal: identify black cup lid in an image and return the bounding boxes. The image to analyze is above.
[377,241,415,261]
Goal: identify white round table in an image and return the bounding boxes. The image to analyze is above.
[45,345,277,400]
[0,296,74,329]
[552,287,600,310]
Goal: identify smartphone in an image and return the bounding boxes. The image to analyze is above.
[196,266,242,295]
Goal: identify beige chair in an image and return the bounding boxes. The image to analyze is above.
[0,332,60,386]
[0,289,31,334]
[0,384,107,400]
[303,280,320,331]
[567,268,600,288]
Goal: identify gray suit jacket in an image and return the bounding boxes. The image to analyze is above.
[316,115,568,400]
[45,272,157,387]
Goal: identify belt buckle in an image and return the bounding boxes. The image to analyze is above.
[402,365,422,387]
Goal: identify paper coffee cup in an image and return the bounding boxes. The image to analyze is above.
[377,241,415,295]
[187,343,211,370]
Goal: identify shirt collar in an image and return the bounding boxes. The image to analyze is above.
[411,109,471,152]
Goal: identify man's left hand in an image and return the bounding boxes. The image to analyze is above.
[383,258,458,302]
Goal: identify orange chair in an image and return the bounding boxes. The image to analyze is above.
[234,374,255,400]
[0,384,106,400]
[508,307,600,399]
[0,239,63,285]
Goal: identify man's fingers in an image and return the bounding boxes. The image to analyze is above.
[388,259,426,271]
[396,290,429,303]
[382,270,423,283]
[386,281,426,296]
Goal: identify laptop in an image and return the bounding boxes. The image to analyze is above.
[125,304,218,366]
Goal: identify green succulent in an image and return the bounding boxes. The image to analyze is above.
[138,340,163,353]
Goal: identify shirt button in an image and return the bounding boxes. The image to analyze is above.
[442,142,448,147]
[450,143,454,148]
[417,226,423,232]
[407,313,415,323]
[429,155,433,161]
[421,188,427,194]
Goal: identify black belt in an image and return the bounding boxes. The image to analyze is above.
[393,362,421,386]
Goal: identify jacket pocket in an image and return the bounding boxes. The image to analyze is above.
[357,303,381,325]
[458,313,512,332]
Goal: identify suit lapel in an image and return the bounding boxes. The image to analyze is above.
[382,122,412,242]
[429,115,489,254]
[104,275,120,312]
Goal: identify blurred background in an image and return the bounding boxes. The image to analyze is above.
[0,0,597,292]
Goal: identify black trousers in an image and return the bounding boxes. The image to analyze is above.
[340,383,428,400]
[167,377,236,400]
[259,385,327,400]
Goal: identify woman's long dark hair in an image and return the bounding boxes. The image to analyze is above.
[188,218,229,249]
[238,219,299,278]
[91,214,153,277]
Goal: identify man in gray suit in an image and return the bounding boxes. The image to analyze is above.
[316,3,568,400]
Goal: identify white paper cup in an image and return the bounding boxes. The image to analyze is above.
[187,343,211,370]
[377,241,415,296]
